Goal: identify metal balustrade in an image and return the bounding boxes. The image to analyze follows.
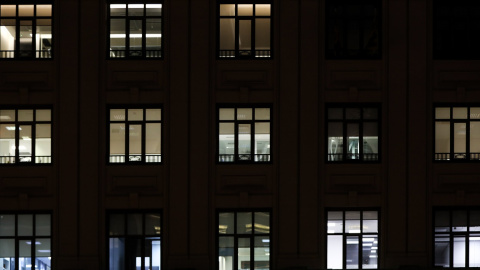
[328,153,378,161]
[0,156,51,164]
[219,50,271,58]
[109,155,161,163]
[218,154,270,162]
[109,50,162,58]
[435,152,480,161]
[0,50,51,59]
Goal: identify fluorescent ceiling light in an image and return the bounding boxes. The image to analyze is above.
[110,4,126,8]
[110,34,162,38]
[128,4,144,8]
[0,116,11,120]
[146,4,162,8]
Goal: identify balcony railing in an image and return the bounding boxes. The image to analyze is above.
[328,153,379,162]
[109,50,162,58]
[219,50,271,58]
[0,50,51,59]
[435,152,480,161]
[109,154,161,163]
[0,156,51,164]
[218,154,271,163]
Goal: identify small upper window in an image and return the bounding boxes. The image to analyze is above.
[218,1,272,59]
[108,1,162,59]
[218,106,271,163]
[327,105,380,162]
[435,106,480,161]
[108,107,162,164]
[0,108,52,164]
[325,0,381,59]
[0,3,53,59]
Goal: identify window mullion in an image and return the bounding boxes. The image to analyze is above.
[31,123,36,163]
[126,123,130,163]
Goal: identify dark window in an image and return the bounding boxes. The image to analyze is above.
[0,108,52,164]
[433,1,480,59]
[218,1,272,59]
[434,208,480,268]
[217,211,270,270]
[218,106,271,163]
[0,3,52,59]
[0,213,52,270]
[326,105,380,162]
[434,106,480,161]
[108,211,162,270]
[327,210,379,269]
[108,107,162,164]
[325,0,381,59]
[108,1,162,59]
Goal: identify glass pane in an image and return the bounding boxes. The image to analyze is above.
[453,107,468,119]
[435,235,450,267]
[452,210,467,231]
[0,215,14,236]
[219,123,234,162]
[146,109,161,121]
[0,19,15,58]
[454,123,466,158]
[19,125,32,162]
[146,4,162,16]
[254,123,270,162]
[109,214,125,236]
[362,235,378,269]
[1,5,16,17]
[471,108,480,119]
[0,125,15,164]
[0,239,15,270]
[346,236,359,269]
[239,20,252,52]
[18,110,33,122]
[453,236,466,267]
[470,122,480,159]
[255,4,271,16]
[110,19,126,57]
[127,214,142,235]
[436,107,450,119]
[220,4,235,16]
[145,213,161,235]
[328,108,343,119]
[470,234,480,267]
[327,235,343,269]
[35,238,51,270]
[328,122,343,161]
[327,211,343,233]
[254,212,270,234]
[471,211,480,231]
[237,212,252,234]
[219,212,234,234]
[18,5,34,16]
[218,237,234,270]
[363,212,378,233]
[19,240,32,270]
[36,124,51,163]
[238,124,251,161]
[363,108,378,119]
[37,5,52,16]
[129,20,143,55]
[36,19,52,58]
[129,125,142,161]
[238,4,253,16]
[36,110,51,121]
[255,19,270,52]
[255,108,270,120]
[110,124,125,163]
[19,21,33,57]
[0,110,15,122]
[128,4,144,16]
[220,18,235,51]
[345,211,361,233]
[146,19,162,53]
[435,122,450,158]
[346,108,361,119]
[18,214,33,236]
[347,123,360,160]
[254,236,270,270]
[145,123,161,162]
[220,109,235,120]
[435,211,450,232]
[238,238,250,270]
[110,4,126,16]
[146,237,161,270]
[128,109,143,121]
[35,214,50,236]
[237,108,252,120]
[109,238,125,270]
[363,123,378,161]
[110,109,125,121]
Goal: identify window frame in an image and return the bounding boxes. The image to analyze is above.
[217,104,272,164]
[326,104,381,163]
[325,0,381,60]
[107,106,163,164]
[0,1,53,60]
[107,0,163,59]
[434,105,480,162]
[0,107,53,165]
[326,209,380,270]
[216,209,272,270]
[217,0,273,59]
[433,207,480,268]
[106,210,162,270]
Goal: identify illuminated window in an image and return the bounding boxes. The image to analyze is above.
[327,105,380,162]
[0,213,52,270]
[108,1,162,58]
[108,107,162,163]
[0,3,52,59]
[0,108,52,164]
[218,1,272,58]
[327,210,379,269]
[435,106,480,161]
[218,106,271,163]
[434,209,480,268]
[108,211,162,270]
[217,211,270,270]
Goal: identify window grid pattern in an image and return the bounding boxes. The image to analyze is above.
[327,210,379,269]
[108,211,162,270]
[0,3,52,59]
[218,1,272,58]
[434,209,480,268]
[217,211,271,270]
[218,106,271,163]
[327,105,380,162]
[0,213,52,270]
[434,106,480,161]
[325,0,381,59]
[0,108,52,164]
[108,107,162,164]
[108,1,162,59]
